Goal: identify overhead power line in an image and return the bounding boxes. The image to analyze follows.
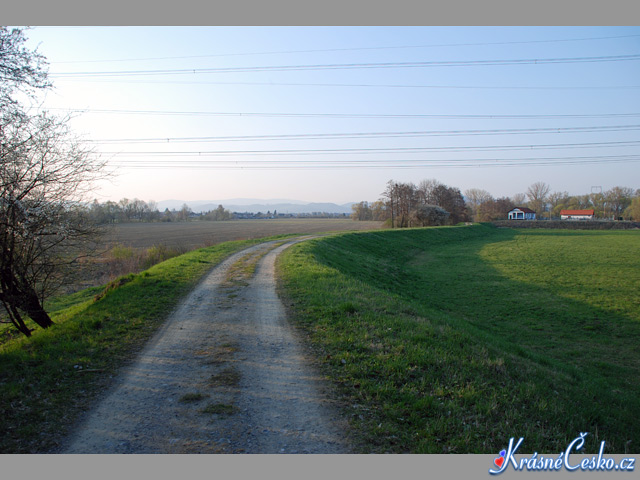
[52,78,640,89]
[98,140,640,157]
[48,33,640,64]
[49,108,640,120]
[49,54,640,77]
[91,124,640,144]
[105,154,640,170]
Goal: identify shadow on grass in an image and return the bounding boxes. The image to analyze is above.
[282,225,639,453]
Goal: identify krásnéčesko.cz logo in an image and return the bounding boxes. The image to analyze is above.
[489,433,635,475]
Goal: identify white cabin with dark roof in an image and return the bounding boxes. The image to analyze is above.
[507,207,536,220]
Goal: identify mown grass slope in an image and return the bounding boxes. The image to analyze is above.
[277,224,640,454]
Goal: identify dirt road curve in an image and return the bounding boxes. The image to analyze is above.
[60,238,350,454]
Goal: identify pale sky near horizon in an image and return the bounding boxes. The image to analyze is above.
[17,26,640,205]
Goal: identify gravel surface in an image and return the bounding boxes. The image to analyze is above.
[60,238,350,454]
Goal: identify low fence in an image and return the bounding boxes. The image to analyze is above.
[491,220,640,230]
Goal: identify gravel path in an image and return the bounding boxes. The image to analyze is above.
[60,238,350,454]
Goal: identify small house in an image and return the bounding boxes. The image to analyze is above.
[560,209,594,220]
[507,207,536,220]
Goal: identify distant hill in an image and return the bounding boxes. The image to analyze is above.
[157,199,355,215]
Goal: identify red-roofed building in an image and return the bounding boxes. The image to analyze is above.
[560,209,594,220]
[507,207,536,220]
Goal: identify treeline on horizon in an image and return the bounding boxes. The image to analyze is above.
[85,199,347,224]
[84,199,232,224]
[351,179,640,227]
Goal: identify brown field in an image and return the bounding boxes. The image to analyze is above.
[67,219,383,292]
[101,218,384,251]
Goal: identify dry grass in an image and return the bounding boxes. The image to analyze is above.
[68,219,381,292]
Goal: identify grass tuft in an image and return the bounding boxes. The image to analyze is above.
[209,367,241,387]
[93,273,136,302]
[179,392,208,403]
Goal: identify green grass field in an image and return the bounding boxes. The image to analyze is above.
[1,224,638,454]
[0,234,295,453]
[277,224,640,454]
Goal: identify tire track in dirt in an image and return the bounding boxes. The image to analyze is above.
[60,237,349,454]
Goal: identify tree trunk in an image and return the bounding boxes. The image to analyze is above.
[0,269,54,332]
[1,297,32,337]
[20,292,54,329]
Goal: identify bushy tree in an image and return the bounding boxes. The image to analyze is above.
[87,198,163,224]
[379,178,467,228]
[411,204,449,226]
[350,201,373,221]
[566,194,592,211]
[605,186,634,219]
[203,204,232,221]
[431,184,468,223]
[624,196,640,221]
[548,191,570,218]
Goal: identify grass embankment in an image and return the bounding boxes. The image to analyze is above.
[0,234,294,453]
[277,224,640,454]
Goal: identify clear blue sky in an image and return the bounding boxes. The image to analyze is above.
[19,26,640,205]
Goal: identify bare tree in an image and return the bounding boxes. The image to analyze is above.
[511,193,526,206]
[381,181,416,228]
[130,198,148,221]
[176,203,192,222]
[350,201,373,221]
[395,182,418,227]
[0,27,50,112]
[548,191,570,218]
[526,182,551,218]
[464,188,493,221]
[1,27,105,336]
[416,178,441,205]
[381,178,467,227]
[1,112,104,335]
[369,200,388,222]
[382,180,398,228]
[474,196,515,221]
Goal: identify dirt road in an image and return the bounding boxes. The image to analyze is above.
[60,238,350,453]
